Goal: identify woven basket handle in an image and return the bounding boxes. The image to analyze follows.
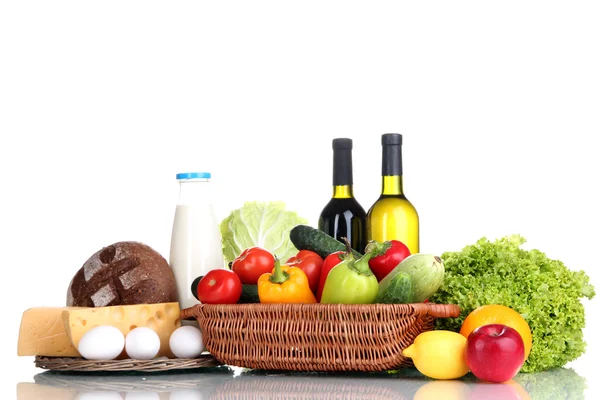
[180,304,201,321]
[424,303,461,318]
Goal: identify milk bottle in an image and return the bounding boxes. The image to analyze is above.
[169,172,225,310]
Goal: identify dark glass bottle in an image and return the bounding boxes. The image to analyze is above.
[318,138,367,252]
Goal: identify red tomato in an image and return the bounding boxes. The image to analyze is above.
[197,269,242,304]
[285,250,323,294]
[231,247,275,285]
[316,251,346,302]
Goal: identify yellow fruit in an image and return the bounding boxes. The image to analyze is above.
[460,304,533,360]
[402,330,470,380]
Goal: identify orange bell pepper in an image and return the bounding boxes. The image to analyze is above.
[257,258,317,304]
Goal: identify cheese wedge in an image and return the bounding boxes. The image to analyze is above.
[62,302,181,358]
[18,307,85,357]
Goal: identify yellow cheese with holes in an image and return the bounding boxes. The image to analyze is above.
[18,307,85,357]
[62,302,181,358]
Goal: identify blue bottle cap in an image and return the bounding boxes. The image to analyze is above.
[176,172,211,180]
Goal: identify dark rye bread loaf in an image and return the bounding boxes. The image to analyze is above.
[67,241,178,307]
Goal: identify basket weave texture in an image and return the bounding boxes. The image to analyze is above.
[34,354,221,372]
[180,302,460,372]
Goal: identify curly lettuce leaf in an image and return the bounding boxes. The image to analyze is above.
[429,235,595,372]
[220,201,308,263]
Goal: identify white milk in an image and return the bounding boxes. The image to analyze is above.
[169,173,225,311]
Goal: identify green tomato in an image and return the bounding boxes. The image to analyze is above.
[320,257,379,304]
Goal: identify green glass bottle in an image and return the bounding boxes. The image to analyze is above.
[366,133,419,254]
[318,138,367,252]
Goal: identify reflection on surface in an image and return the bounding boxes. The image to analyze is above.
[17,366,587,400]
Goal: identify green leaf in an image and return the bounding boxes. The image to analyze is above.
[429,234,595,372]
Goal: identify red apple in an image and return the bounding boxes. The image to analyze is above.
[465,323,525,383]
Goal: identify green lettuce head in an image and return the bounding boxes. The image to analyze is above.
[220,201,308,264]
[430,235,595,373]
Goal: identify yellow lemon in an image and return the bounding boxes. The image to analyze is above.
[402,330,470,380]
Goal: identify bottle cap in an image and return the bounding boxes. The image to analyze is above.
[332,138,352,149]
[176,172,211,180]
[382,133,402,145]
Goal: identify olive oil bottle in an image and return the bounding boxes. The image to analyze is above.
[366,133,419,254]
[318,138,367,252]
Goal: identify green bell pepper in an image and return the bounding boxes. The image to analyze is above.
[320,238,379,304]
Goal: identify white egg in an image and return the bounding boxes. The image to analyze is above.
[169,325,204,358]
[125,327,160,360]
[78,325,124,360]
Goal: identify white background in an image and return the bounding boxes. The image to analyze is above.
[1,1,599,398]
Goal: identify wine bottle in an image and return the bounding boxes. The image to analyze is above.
[318,138,367,252]
[366,133,419,254]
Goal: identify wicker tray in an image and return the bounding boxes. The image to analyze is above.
[180,302,460,372]
[35,354,223,372]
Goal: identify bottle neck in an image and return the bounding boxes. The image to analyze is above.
[381,143,404,195]
[332,147,353,187]
[381,175,404,195]
[332,185,354,199]
[178,179,211,204]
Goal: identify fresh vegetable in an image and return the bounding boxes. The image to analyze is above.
[231,246,275,285]
[192,274,260,303]
[429,235,596,372]
[320,238,379,304]
[285,250,323,294]
[220,201,307,264]
[402,330,470,380]
[257,259,317,304]
[316,250,346,302]
[460,304,532,360]
[366,239,411,281]
[289,224,362,259]
[376,272,413,304]
[191,275,203,300]
[197,269,242,304]
[238,284,260,303]
[377,253,445,303]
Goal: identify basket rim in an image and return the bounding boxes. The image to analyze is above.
[180,302,460,321]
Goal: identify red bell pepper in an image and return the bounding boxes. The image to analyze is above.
[316,251,346,302]
[365,240,411,282]
[285,250,323,295]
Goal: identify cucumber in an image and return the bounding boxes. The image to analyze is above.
[376,272,413,304]
[238,284,260,303]
[289,225,362,259]
[377,254,445,303]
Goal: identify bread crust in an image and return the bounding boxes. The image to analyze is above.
[67,241,177,307]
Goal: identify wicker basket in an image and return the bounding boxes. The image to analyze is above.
[180,302,460,372]
[34,354,222,372]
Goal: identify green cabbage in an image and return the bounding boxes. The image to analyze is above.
[220,201,308,264]
[429,235,595,372]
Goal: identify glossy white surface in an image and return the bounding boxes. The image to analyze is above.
[7,361,592,399]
